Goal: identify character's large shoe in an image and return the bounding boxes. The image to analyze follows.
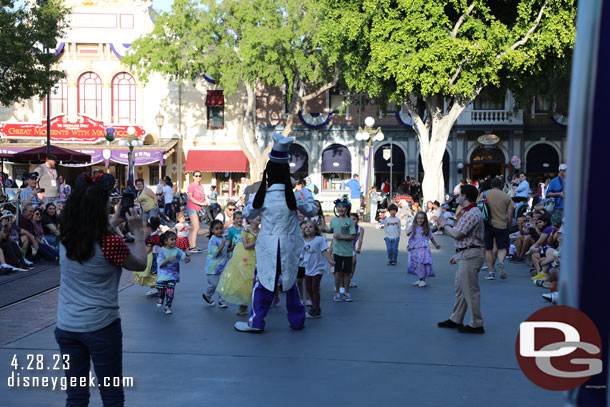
[234,321,263,333]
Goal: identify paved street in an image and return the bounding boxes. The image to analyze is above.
[0,224,563,406]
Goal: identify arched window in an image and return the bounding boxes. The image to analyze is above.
[374,144,405,189]
[112,72,136,124]
[321,144,351,191]
[43,79,68,117]
[77,72,102,119]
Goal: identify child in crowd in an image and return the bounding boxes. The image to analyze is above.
[156,231,190,314]
[406,211,440,287]
[133,217,161,293]
[297,221,308,304]
[174,212,191,251]
[217,215,260,316]
[323,196,356,302]
[0,211,28,271]
[225,211,244,257]
[202,220,229,308]
[349,213,364,288]
[383,204,401,265]
[309,200,327,230]
[302,221,335,318]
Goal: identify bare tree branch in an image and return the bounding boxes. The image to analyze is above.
[448,55,473,87]
[496,0,548,59]
[301,65,340,102]
[451,2,476,38]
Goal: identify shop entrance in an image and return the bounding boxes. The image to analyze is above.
[466,146,506,181]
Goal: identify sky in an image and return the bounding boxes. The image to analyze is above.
[153,0,174,13]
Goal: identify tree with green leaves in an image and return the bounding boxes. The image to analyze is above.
[124,0,340,178]
[320,0,576,202]
[0,0,68,106]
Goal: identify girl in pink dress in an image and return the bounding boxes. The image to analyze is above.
[406,211,440,287]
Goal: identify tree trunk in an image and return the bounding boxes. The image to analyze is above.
[420,133,449,203]
[236,81,267,180]
[409,96,470,203]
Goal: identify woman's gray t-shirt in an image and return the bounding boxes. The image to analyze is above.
[56,236,129,332]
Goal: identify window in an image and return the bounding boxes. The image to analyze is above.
[322,173,351,191]
[206,90,224,129]
[78,72,102,119]
[321,144,351,190]
[330,94,345,113]
[43,79,68,117]
[112,73,136,124]
[207,107,224,129]
[385,101,400,114]
[149,166,166,186]
[535,94,552,113]
[473,90,505,110]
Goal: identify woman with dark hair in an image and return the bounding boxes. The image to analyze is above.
[54,173,147,406]
[135,178,158,223]
[42,203,61,248]
[235,134,317,333]
[31,208,59,262]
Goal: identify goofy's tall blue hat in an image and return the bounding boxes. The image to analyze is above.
[253,133,297,210]
[268,133,293,163]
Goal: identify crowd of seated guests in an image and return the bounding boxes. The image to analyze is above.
[506,205,562,303]
[0,202,61,274]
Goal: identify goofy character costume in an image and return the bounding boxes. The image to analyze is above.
[235,134,317,333]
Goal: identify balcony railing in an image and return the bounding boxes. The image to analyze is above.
[457,109,523,126]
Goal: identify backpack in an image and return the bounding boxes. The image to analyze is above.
[477,191,492,226]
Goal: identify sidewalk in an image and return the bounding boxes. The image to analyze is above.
[0,225,563,406]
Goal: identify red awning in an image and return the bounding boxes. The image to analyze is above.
[185,150,249,172]
[206,90,224,106]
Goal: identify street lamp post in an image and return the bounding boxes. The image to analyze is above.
[118,126,142,189]
[355,116,384,221]
[155,111,165,146]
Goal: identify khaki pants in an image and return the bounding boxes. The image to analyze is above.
[450,248,485,328]
[351,198,361,213]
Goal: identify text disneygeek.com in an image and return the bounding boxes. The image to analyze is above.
[8,371,134,391]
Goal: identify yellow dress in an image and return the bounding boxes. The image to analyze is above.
[131,253,157,286]
[216,229,257,305]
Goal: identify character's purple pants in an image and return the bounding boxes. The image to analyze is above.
[248,242,305,330]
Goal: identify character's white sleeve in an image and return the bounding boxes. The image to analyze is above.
[295,188,317,217]
[242,192,260,220]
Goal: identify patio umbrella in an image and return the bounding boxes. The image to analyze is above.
[10,145,91,164]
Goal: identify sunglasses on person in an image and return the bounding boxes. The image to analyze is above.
[193,174,202,178]
[227,207,236,212]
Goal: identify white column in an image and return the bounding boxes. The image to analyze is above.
[136,84,145,125]
[103,83,112,123]
[68,81,77,118]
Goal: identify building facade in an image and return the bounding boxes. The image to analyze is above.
[0,0,250,201]
[1,0,567,207]
[256,86,567,207]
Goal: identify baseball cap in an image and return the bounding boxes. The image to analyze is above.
[441,204,450,209]
[47,154,58,161]
[1,210,14,220]
[27,172,39,180]
[305,176,311,181]
[558,164,567,171]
